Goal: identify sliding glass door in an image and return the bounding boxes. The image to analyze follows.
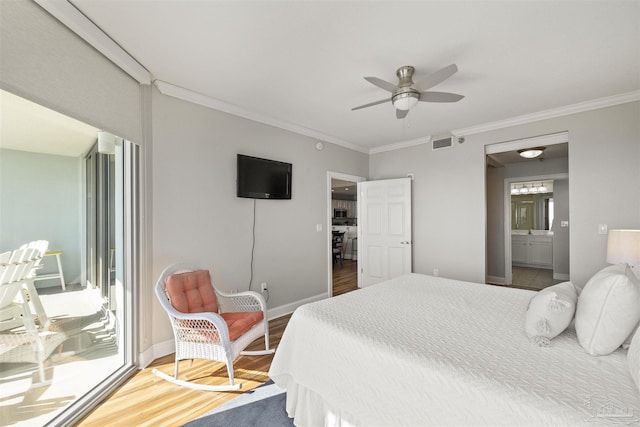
[0,90,138,426]
[86,138,118,304]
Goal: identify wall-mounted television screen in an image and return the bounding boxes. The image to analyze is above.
[237,154,292,200]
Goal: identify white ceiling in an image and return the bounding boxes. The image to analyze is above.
[68,1,639,153]
[0,89,99,157]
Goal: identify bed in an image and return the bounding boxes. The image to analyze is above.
[268,273,640,426]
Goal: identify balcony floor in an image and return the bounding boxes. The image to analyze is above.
[0,284,121,426]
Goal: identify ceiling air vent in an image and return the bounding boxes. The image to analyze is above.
[432,135,454,151]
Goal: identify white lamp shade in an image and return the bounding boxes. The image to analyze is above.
[607,229,640,265]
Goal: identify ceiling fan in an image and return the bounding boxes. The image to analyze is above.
[352,64,464,119]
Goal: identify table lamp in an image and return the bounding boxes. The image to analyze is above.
[607,229,640,277]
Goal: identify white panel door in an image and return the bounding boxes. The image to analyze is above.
[358,178,412,287]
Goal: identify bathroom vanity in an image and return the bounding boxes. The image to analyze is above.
[512,230,553,269]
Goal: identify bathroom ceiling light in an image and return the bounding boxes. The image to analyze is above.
[518,147,545,159]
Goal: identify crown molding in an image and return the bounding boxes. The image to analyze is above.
[34,0,151,85]
[452,90,640,137]
[369,135,432,154]
[153,80,369,154]
[370,90,639,153]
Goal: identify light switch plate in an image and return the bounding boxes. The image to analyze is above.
[598,224,608,234]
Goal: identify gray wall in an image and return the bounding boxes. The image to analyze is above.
[370,139,487,283]
[552,179,570,276]
[150,87,369,345]
[0,149,82,284]
[370,101,640,288]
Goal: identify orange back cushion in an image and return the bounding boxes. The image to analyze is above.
[165,270,219,314]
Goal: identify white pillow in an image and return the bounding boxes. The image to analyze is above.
[525,281,578,346]
[629,325,640,393]
[623,323,639,350]
[575,264,640,356]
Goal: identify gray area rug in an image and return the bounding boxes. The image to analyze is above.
[182,380,294,427]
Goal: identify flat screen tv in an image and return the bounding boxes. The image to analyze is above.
[237,154,292,200]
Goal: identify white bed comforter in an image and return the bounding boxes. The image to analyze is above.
[269,274,640,426]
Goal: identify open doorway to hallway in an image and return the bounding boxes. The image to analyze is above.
[327,173,364,297]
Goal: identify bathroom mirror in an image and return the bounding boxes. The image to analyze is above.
[510,180,554,231]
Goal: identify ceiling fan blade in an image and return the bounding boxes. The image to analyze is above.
[415,64,458,91]
[352,98,390,111]
[396,109,409,119]
[364,76,397,93]
[419,91,465,103]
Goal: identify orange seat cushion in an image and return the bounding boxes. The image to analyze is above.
[166,270,219,314]
[165,269,263,342]
[221,311,264,341]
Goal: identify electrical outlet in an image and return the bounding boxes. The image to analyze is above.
[261,282,268,292]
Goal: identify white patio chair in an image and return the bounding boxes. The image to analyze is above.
[20,240,48,273]
[0,263,29,331]
[22,240,66,291]
[153,263,274,391]
[0,251,12,265]
[0,249,48,330]
[0,255,64,386]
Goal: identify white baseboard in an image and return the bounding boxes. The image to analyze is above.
[553,273,570,281]
[139,339,175,368]
[267,292,327,320]
[138,292,328,368]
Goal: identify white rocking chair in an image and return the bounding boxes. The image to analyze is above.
[153,263,274,391]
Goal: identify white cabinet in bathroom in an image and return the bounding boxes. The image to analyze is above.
[512,235,529,264]
[512,234,553,269]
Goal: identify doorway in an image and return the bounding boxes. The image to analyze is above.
[485,132,570,291]
[507,176,566,290]
[327,172,364,297]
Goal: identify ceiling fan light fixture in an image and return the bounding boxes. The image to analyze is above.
[518,147,545,159]
[392,92,419,111]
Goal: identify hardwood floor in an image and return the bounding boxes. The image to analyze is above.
[78,315,291,427]
[80,264,359,426]
[332,259,358,296]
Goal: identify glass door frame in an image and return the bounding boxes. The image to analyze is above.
[52,140,140,426]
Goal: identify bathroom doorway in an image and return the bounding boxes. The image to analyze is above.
[485,133,570,290]
[508,178,566,290]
